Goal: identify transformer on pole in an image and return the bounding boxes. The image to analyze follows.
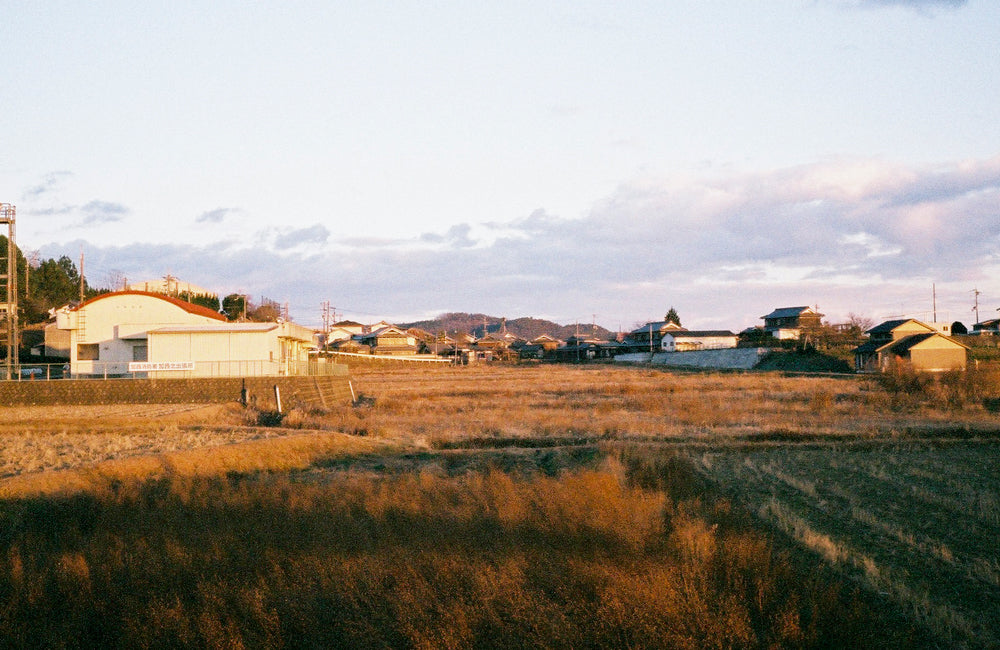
[0,203,18,379]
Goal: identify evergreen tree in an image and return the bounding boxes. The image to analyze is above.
[222,294,247,321]
[665,307,681,326]
[180,291,221,312]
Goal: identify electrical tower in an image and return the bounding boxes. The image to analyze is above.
[0,204,19,379]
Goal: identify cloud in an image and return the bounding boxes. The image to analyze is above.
[25,205,75,216]
[273,224,330,249]
[872,0,966,6]
[836,0,967,11]
[23,171,72,198]
[420,223,476,248]
[37,155,1000,330]
[80,200,129,225]
[196,207,238,224]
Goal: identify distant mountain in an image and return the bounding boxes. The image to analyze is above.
[398,313,616,341]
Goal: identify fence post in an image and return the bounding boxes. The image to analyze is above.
[274,385,282,413]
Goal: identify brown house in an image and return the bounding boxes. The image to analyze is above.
[625,320,686,351]
[761,306,823,340]
[854,319,967,372]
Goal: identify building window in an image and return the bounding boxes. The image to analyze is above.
[133,345,148,362]
[77,344,100,360]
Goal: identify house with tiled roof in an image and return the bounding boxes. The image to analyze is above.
[854,319,967,372]
[625,320,686,351]
[553,335,623,361]
[761,306,824,340]
[359,326,419,355]
[973,319,1000,335]
[327,320,366,342]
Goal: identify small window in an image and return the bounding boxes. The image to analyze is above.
[133,345,148,362]
[77,344,100,360]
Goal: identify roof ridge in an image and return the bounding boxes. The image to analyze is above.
[74,290,228,322]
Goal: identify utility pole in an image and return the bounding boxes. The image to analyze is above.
[933,283,937,323]
[0,203,18,379]
[973,288,981,325]
[576,321,581,362]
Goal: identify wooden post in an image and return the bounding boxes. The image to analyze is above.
[274,385,282,413]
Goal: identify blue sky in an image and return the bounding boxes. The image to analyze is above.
[3,0,998,331]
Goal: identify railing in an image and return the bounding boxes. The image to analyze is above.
[2,360,348,381]
[324,351,453,364]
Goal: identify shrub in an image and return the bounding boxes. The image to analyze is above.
[876,362,1000,411]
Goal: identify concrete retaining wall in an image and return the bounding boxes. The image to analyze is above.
[616,348,771,370]
[0,366,354,409]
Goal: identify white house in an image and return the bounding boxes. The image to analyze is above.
[57,291,315,377]
[661,330,738,352]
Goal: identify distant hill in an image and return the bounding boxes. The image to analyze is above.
[398,313,616,341]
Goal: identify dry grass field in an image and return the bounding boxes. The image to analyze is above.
[0,363,997,647]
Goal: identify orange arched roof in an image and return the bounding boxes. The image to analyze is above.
[73,290,228,322]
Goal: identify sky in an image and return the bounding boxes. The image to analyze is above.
[2,0,999,332]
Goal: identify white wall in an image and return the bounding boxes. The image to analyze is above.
[57,293,226,375]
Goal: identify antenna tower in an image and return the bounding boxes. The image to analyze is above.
[0,204,19,379]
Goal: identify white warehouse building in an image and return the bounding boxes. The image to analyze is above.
[56,291,316,377]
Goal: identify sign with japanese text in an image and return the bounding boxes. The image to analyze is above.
[128,361,196,372]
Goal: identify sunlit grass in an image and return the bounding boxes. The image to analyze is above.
[0,452,924,648]
[0,362,996,646]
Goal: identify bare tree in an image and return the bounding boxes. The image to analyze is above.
[103,269,128,291]
[846,313,874,336]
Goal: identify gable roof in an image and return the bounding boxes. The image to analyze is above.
[761,306,822,320]
[363,326,410,338]
[73,291,228,322]
[628,321,688,336]
[866,319,935,335]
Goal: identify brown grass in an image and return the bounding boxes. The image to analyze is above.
[0,362,995,647]
[0,454,924,648]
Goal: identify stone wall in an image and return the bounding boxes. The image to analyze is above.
[0,367,354,409]
[616,348,771,370]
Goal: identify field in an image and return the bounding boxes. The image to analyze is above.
[0,364,997,647]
